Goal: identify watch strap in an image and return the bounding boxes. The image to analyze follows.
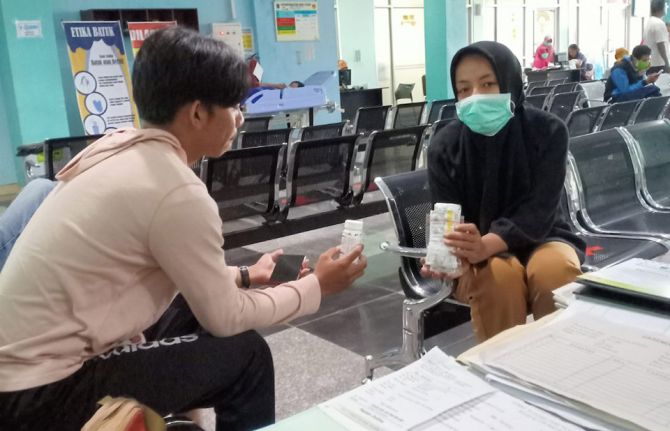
[239,266,251,289]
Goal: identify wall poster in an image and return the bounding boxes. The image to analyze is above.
[128,21,177,57]
[62,21,139,135]
[274,1,319,42]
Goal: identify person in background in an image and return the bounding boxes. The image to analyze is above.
[246,53,287,90]
[532,36,555,70]
[567,44,592,80]
[425,41,584,342]
[0,178,56,270]
[338,59,348,71]
[614,47,630,65]
[644,0,670,73]
[0,26,367,431]
[289,81,305,88]
[604,47,630,80]
[604,44,662,103]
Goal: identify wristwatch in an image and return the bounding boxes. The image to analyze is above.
[239,266,251,289]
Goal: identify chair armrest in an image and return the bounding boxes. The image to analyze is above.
[380,241,426,259]
[581,264,599,273]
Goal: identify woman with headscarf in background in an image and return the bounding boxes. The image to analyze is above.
[533,36,555,69]
[424,41,585,342]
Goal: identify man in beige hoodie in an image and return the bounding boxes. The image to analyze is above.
[0,26,366,430]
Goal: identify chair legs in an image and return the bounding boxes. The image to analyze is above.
[363,281,453,382]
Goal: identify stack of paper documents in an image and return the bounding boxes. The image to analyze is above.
[459,309,670,431]
[319,348,581,430]
[576,258,670,305]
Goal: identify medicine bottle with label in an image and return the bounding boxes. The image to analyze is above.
[341,219,364,257]
[425,203,461,273]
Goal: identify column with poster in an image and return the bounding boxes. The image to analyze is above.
[62,21,139,135]
[128,21,177,57]
[274,1,319,42]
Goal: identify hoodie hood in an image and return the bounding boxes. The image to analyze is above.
[56,128,186,181]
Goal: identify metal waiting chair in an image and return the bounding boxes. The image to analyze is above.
[553,82,579,94]
[621,120,670,209]
[438,104,457,121]
[422,99,456,124]
[568,128,670,240]
[525,80,547,95]
[43,134,103,180]
[415,119,452,170]
[529,85,555,96]
[547,78,567,86]
[237,128,291,149]
[565,105,609,137]
[546,91,584,121]
[596,100,640,131]
[524,94,549,110]
[288,122,347,144]
[353,106,391,136]
[350,125,427,205]
[578,80,607,107]
[239,115,273,133]
[563,171,669,270]
[395,83,415,103]
[281,135,358,218]
[364,170,470,380]
[203,144,286,222]
[389,102,425,129]
[629,96,670,125]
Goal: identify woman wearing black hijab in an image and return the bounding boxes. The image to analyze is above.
[425,41,585,342]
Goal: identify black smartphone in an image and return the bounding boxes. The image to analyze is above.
[647,66,664,75]
[270,254,305,283]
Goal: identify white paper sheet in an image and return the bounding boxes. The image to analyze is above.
[482,314,670,431]
[319,348,494,431]
[578,258,670,300]
[414,392,581,431]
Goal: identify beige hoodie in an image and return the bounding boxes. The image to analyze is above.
[0,128,320,391]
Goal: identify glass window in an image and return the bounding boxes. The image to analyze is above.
[578,4,604,71]
[497,4,524,64]
[481,4,496,41]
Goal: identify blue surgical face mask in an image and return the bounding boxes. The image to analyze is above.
[455,93,515,137]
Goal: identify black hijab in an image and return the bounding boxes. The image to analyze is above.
[428,41,584,262]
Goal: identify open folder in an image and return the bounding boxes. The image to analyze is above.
[576,258,670,306]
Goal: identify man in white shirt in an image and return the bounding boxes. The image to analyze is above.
[644,0,670,73]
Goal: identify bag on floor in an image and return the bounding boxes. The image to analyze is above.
[81,396,166,431]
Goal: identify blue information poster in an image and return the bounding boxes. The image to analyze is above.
[62,21,139,135]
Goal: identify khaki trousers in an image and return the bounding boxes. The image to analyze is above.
[454,241,582,342]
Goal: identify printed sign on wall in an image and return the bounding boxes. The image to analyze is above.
[63,21,139,135]
[128,21,176,57]
[274,1,319,42]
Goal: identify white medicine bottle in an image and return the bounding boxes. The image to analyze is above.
[341,219,364,256]
[425,203,461,273]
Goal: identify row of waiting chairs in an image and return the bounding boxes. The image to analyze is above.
[203,124,436,224]
[364,119,670,378]
[237,99,457,147]
[565,96,670,137]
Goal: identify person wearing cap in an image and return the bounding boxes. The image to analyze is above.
[532,36,555,70]
[604,44,662,103]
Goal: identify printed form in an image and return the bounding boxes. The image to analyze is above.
[320,348,580,431]
[481,314,670,431]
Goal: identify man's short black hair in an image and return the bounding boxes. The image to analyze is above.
[568,44,579,52]
[133,26,249,125]
[632,44,652,60]
[651,0,666,15]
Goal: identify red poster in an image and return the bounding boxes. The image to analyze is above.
[128,21,177,56]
